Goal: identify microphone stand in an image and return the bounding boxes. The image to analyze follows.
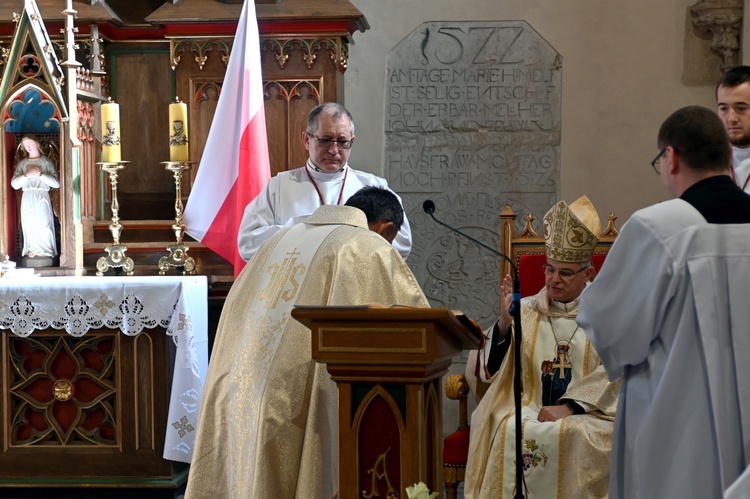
[423,201,526,499]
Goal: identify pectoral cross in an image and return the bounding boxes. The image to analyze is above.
[552,357,571,378]
[552,343,572,377]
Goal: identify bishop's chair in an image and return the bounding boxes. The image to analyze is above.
[442,203,619,499]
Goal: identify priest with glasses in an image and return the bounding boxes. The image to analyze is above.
[464,196,620,499]
[238,102,412,262]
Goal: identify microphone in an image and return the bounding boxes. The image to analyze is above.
[422,199,517,277]
[422,199,526,499]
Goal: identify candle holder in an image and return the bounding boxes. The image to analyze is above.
[96,161,134,276]
[158,161,196,275]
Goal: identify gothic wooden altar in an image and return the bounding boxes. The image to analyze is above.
[0,276,209,495]
[0,0,368,280]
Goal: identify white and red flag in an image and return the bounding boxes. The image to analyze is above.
[184,0,270,276]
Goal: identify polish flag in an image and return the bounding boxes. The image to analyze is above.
[184,0,270,277]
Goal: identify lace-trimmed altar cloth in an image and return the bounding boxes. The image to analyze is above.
[0,275,209,464]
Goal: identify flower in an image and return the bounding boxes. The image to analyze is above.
[405,482,439,499]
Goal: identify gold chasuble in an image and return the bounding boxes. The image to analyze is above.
[186,206,428,499]
[464,289,620,499]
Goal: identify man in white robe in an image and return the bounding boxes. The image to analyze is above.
[578,105,750,499]
[186,186,428,499]
[237,102,411,261]
[716,66,750,193]
[464,196,620,499]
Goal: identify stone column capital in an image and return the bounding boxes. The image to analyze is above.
[691,0,743,72]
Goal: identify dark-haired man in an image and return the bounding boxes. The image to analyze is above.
[716,65,750,192]
[187,186,428,499]
[578,105,750,499]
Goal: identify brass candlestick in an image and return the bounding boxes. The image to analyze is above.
[96,161,134,276]
[158,161,196,275]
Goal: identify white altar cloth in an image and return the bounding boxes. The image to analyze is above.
[0,275,209,463]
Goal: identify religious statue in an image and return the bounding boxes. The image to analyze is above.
[10,136,60,261]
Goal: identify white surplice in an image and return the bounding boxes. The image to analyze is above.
[578,199,750,499]
[731,146,750,193]
[725,466,750,499]
[237,161,412,261]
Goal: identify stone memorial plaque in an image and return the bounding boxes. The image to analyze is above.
[386,21,561,327]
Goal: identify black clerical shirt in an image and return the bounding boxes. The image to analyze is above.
[680,175,750,223]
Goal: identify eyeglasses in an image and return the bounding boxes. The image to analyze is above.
[650,147,667,174]
[307,133,354,150]
[542,264,589,280]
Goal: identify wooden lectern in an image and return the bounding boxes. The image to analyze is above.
[291,306,481,499]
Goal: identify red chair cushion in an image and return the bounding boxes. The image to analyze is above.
[443,427,471,466]
[518,253,607,297]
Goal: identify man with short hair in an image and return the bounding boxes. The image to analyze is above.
[187,186,428,499]
[716,65,750,192]
[237,102,412,261]
[578,105,750,498]
[464,195,619,499]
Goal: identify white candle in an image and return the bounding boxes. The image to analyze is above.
[101,100,121,162]
[169,99,189,162]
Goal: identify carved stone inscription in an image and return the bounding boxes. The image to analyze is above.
[386,22,561,327]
